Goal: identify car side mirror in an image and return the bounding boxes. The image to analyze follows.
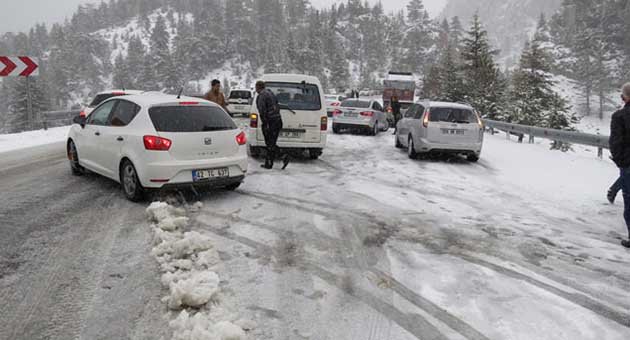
[73,115,86,128]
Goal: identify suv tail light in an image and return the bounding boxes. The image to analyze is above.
[422,110,430,127]
[236,131,247,145]
[321,116,328,131]
[360,111,373,117]
[475,112,483,129]
[143,135,172,151]
[250,113,258,128]
[79,111,86,117]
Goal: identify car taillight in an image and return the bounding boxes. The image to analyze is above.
[143,135,172,151]
[321,116,328,131]
[476,113,483,129]
[332,109,342,116]
[112,91,125,95]
[360,111,373,117]
[386,107,392,113]
[423,110,430,127]
[236,131,247,145]
[79,111,86,117]
[179,101,199,105]
[250,113,258,128]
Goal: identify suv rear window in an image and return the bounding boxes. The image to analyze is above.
[148,106,236,132]
[229,91,251,99]
[429,107,476,124]
[89,93,125,107]
[265,82,321,111]
[341,100,370,108]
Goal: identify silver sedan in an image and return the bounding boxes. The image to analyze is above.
[331,99,389,135]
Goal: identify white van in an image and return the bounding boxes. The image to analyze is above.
[227,88,254,117]
[248,74,327,159]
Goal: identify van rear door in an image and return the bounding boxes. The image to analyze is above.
[259,82,324,144]
[426,107,481,145]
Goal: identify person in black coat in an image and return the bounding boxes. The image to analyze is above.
[391,95,402,135]
[255,81,289,170]
[608,82,630,248]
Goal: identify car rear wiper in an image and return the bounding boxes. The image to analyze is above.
[279,103,296,114]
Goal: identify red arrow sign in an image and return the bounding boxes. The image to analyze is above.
[0,56,39,77]
[0,56,17,76]
[18,56,38,76]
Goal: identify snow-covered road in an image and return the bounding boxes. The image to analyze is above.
[1,121,629,340]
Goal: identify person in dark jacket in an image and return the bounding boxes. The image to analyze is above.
[609,82,630,248]
[255,81,289,170]
[391,95,402,135]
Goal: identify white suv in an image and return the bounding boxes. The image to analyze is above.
[67,93,248,201]
[395,101,484,162]
[227,89,254,117]
[248,74,328,160]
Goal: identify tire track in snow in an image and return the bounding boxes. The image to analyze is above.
[198,224,449,340]
[228,190,630,331]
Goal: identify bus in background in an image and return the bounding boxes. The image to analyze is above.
[383,72,416,125]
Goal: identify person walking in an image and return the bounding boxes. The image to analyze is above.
[204,79,229,114]
[609,82,630,248]
[391,95,402,135]
[608,173,623,204]
[255,81,289,170]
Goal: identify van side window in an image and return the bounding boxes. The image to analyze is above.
[404,105,417,118]
[414,105,425,119]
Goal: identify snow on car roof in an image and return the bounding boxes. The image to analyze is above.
[95,89,144,95]
[118,93,219,107]
[261,73,322,85]
[427,101,473,109]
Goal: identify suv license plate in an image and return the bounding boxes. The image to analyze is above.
[193,168,229,181]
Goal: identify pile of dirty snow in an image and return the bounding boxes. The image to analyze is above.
[146,202,248,340]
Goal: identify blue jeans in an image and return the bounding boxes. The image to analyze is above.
[620,168,630,237]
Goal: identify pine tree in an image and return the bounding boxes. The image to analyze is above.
[126,36,146,88]
[461,14,503,118]
[328,37,351,92]
[401,0,434,75]
[112,53,132,89]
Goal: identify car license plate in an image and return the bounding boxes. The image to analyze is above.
[193,168,229,181]
[345,112,358,117]
[280,131,302,138]
[442,129,464,135]
[233,105,246,111]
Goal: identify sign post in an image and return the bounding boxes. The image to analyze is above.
[0,56,40,130]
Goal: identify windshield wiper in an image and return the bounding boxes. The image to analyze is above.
[279,103,297,114]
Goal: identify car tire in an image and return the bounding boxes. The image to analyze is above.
[467,154,480,162]
[371,123,379,136]
[395,134,403,149]
[408,136,418,159]
[68,140,84,176]
[120,160,144,202]
[225,181,242,191]
[381,120,390,131]
[309,148,322,160]
[332,124,340,134]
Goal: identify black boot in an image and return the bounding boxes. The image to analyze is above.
[607,189,616,204]
[622,239,630,248]
[260,158,273,169]
[281,154,290,170]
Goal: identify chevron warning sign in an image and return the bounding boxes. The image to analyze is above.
[0,56,39,77]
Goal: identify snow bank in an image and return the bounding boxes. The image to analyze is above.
[0,126,70,153]
[146,201,249,339]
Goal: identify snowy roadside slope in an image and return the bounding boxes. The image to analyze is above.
[0,126,70,154]
[184,126,630,340]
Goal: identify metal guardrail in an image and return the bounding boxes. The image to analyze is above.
[0,110,80,133]
[483,119,609,158]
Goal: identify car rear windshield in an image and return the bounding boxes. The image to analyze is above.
[429,107,476,123]
[148,106,236,132]
[229,91,251,99]
[341,100,370,108]
[400,102,413,110]
[89,93,125,107]
[265,82,321,111]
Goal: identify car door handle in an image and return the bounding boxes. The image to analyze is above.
[116,136,124,142]
[94,131,100,136]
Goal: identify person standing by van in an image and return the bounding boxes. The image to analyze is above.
[205,79,229,113]
[391,95,402,134]
[609,82,630,248]
[255,81,289,170]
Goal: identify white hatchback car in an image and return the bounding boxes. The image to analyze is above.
[227,89,254,117]
[395,101,484,162]
[67,93,248,201]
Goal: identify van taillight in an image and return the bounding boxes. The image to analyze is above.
[422,111,430,127]
[250,113,258,128]
[143,135,172,151]
[236,131,247,145]
[321,116,328,131]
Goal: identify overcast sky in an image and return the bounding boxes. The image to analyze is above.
[1,0,446,34]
